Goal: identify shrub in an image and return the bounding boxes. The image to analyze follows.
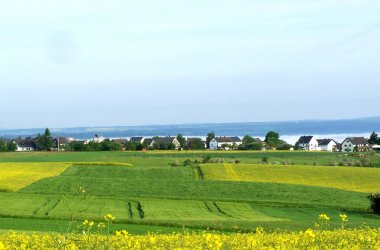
[368,193,380,214]
[202,155,212,163]
[183,159,192,166]
[261,157,269,164]
[170,160,180,167]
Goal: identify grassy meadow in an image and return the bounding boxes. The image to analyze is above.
[0,150,380,234]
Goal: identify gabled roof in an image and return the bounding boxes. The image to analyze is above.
[155,137,177,144]
[316,139,336,146]
[12,137,37,148]
[344,137,368,145]
[214,136,241,143]
[112,138,129,144]
[297,136,314,144]
[130,137,144,143]
[143,138,154,145]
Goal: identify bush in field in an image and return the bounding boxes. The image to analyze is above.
[202,155,212,163]
[170,160,180,167]
[368,193,380,214]
[261,157,269,164]
[212,158,224,164]
[183,159,192,166]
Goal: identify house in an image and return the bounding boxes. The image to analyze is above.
[129,137,145,144]
[12,137,37,151]
[209,136,242,150]
[297,136,320,151]
[341,137,369,152]
[316,139,337,152]
[153,137,181,149]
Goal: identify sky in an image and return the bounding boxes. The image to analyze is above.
[1,0,379,129]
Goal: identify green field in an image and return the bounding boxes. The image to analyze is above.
[0,151,380,233]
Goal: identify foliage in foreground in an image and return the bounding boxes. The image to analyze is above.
[1,228,380,250]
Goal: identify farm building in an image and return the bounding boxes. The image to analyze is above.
[12,137,37,151]
[297,136,320,151]
[209,136,242,150]
[341,137,369,152]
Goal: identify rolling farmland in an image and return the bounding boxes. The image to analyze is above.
[0,151,380,234]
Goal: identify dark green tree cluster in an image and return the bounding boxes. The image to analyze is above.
[37,128,53,151]
[239,135,263,150]
[186,138,205,150]
[67,139,122,151]
[368,131,380,145]
[152,142,176,150]
[0,140,17,152]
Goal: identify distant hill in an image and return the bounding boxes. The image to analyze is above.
[0,117,379,139]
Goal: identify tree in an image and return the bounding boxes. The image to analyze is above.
[100,139,112,151]
[206,131,215,149]
[242,135,255,144]
[0,140,8,152]
[265,131,279,148]
[187,138,205,150]
[176,134,186,149]
[37,128,53,151]
[124,141,137,151]
[6,142,17,152]
[369,131,379,144]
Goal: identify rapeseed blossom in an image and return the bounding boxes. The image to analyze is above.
[1,228,380,249]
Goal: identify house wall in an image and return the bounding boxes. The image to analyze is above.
[209,139,218,150]
[299,137,319,151]
[341,139,368,152]
[16,146,35,151]
[341,140,354,152]
[320,141,336,152]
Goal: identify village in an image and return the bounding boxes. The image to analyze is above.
[2,129,380,153]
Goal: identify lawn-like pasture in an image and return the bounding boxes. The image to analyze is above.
[0,151,380,233]
[201,163,380,192]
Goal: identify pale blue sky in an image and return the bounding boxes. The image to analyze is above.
[1,0,379,129]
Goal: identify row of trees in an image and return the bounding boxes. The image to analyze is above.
[66,140,122,151]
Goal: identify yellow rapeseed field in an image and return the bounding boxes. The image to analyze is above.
[0,163,70,192]
[1,228,380,249]
[201,163,380,192]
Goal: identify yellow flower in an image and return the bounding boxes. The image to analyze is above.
[339,214,348,222]
[319,213,330,221]
[104,213,116,221]
[97,222,105,229]
[82,220,94,228]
